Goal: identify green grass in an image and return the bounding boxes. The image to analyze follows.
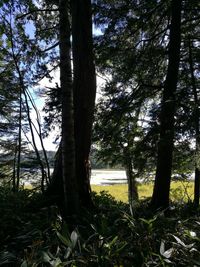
[92,181,194,203]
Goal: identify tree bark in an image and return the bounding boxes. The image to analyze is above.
[188,39,200,206]
[12,144,17,192]
[59,0,79,216]
[71,0,96,207]
[16,87,22,191]
[125,160,138,204]
[47,0,96,210]
[124,146,138,205]
[151,0,182,210]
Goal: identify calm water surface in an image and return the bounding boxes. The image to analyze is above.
[91,169,127,185]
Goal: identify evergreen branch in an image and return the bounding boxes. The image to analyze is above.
[16,8,59,20]
[34,63,59,84]
[182,15,200,25]
[135,27,169,48]
[41,42,59,53]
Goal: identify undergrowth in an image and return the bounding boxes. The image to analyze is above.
[0,187,200,266]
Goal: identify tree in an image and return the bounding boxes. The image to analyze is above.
[188,39,200,206]
[46,0,96,210]
[93,91,142,203]
[0,1,54,191]
[93,0,200,208]
[93,0,170,204]
[59,0,80,216]
[71,0,96,207]
[151,0,182,209]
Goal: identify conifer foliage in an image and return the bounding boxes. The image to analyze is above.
[0,0,199,217]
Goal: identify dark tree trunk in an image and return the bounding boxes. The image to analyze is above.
[46,145,63,200]
[194,168,200,206]
[47,0,96,210]
[12,144,17,192]
[16,87,22,191]
[124,148,138,205]
[125,163,138,204]
[188,39,200,206]
[59,0,80,216]
[71,0,96,207]
[151,0,182,210]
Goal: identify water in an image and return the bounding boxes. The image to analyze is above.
[22,169,195,187]
[91,169,127,185]
[21,169,127,187]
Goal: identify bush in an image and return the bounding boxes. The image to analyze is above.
[1,188,200,266]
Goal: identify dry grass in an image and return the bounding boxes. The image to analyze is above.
[91,181,194,203]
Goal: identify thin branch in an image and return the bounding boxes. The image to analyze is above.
[34,64,59,84]
[35,25,58,35]
[41,42,59,53]
[17,8,59,20]
[140,83,163,90]
[22,127,35,151]
[25,88,51,182]
[9,16,47,191]
[135,27,169,48]
[96,72,111,83]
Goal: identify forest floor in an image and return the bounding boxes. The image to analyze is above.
[0,184,199,266]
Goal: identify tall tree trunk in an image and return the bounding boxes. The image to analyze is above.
[124,149,138,204]
[59,0,79,216]
[71,0,96,207]
[151,0,182,210]
[47,0,96,210]
[16,87,22,191]
[12,143,17,192]
[188,39,200,206]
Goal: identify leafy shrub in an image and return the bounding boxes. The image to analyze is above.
[1,188,200,266]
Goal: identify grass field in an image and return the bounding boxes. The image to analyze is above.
[91,181,194,203]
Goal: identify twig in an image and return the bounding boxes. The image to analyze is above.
[17,8,59,20]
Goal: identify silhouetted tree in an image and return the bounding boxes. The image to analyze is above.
[151,0,182,209]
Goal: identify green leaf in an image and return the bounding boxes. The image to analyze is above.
[160,240,174,259]
[172,235,194,249]
[108,236,118,247]
[41,251,52,263]
[70,230,78,249]
[56,231,72,248]
[51,257,62,267]
[115,242,128,253]
[140,217,157,225]
[192,259,200,266]
[0,251,16,264]
[20,260,28,267]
